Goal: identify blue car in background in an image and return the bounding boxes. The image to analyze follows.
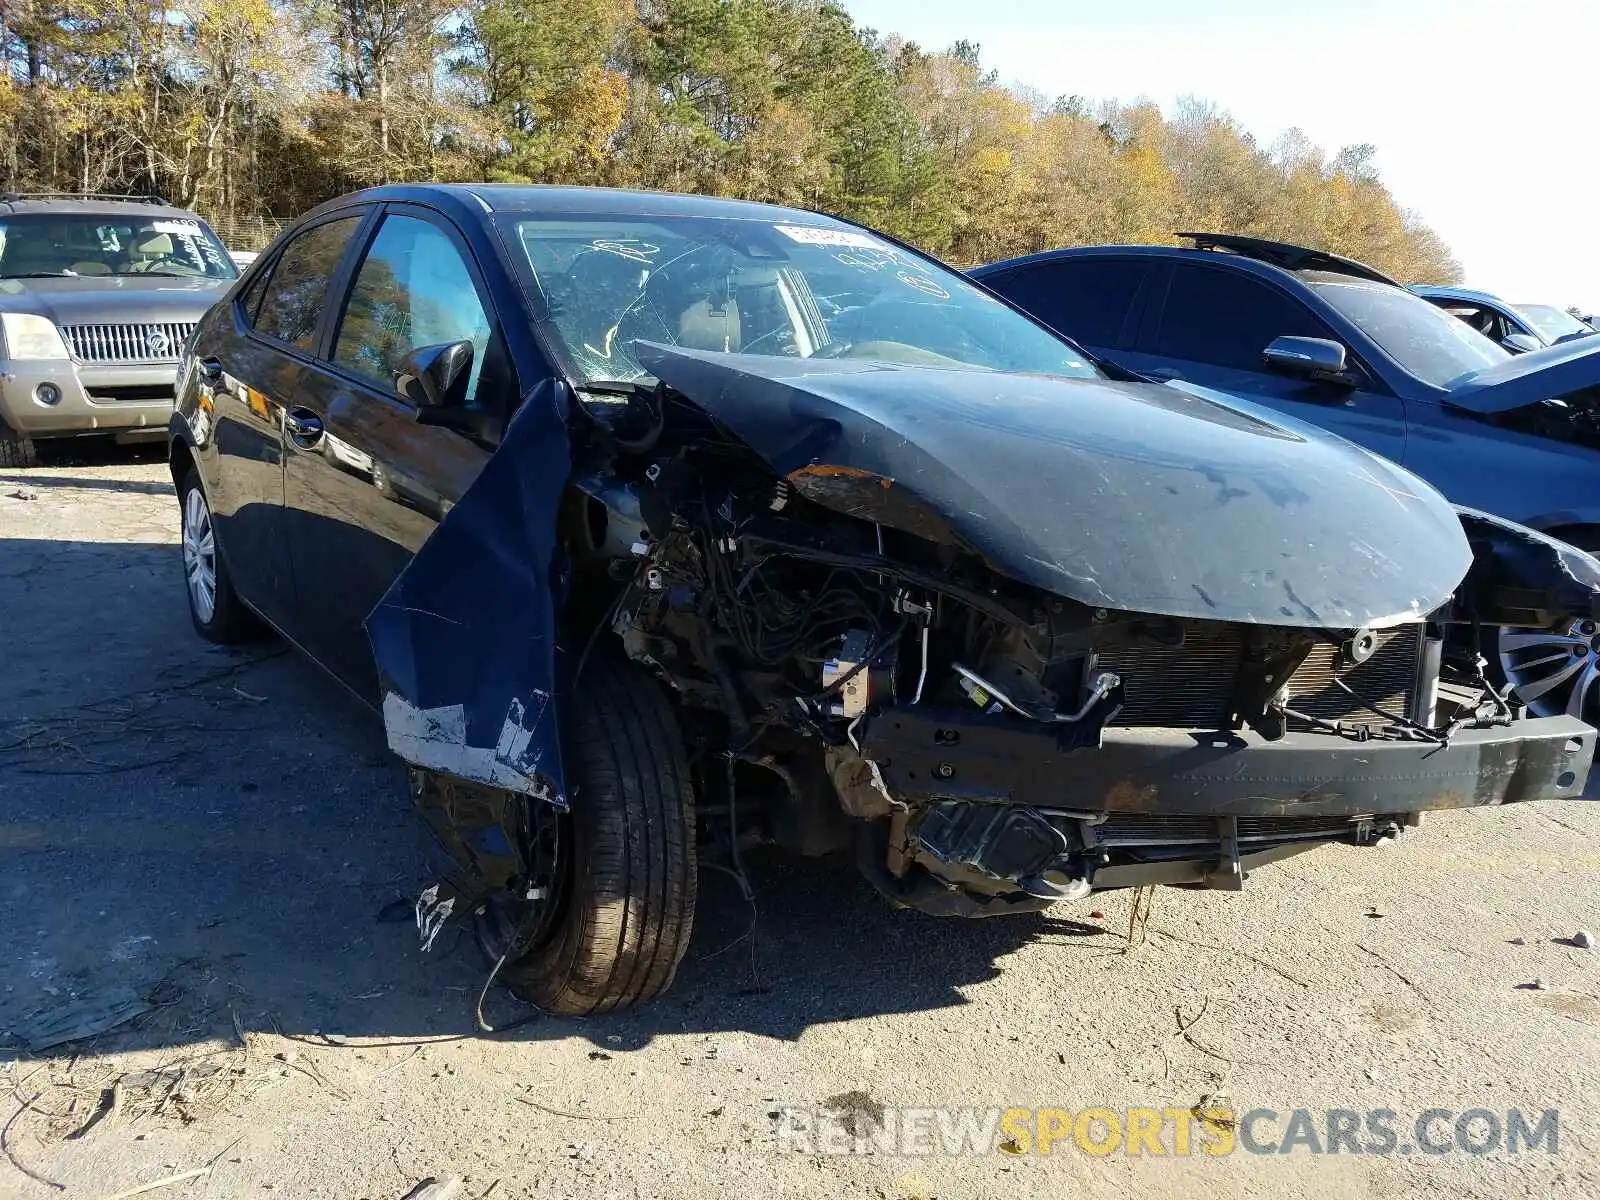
[1412,284,1598,354]
[973,233,1600,721]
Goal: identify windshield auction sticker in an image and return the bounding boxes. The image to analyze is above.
[773,224,886,249]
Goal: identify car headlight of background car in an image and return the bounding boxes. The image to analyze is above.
[0,312,72,361]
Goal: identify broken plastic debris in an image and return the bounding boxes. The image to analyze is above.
[16,985,152,1051]
[415,885,455,953]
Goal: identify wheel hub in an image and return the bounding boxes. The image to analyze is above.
[1498,620,1600,720]
[182,487,217,623]
[473,796,570,964]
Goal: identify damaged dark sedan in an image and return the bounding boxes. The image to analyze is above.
[169,185,1600,1015]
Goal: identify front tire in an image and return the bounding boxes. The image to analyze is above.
[0,424,37,468]
[488,656,697,1015]
[179,469,258,643]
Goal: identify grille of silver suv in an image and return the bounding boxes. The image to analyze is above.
[61,322,196,364]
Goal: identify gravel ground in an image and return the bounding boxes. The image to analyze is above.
[1,451,1598,1200]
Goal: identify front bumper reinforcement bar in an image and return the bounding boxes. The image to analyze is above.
[861,706,1595,819]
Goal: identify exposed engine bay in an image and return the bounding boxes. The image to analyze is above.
[552,365,1598,915]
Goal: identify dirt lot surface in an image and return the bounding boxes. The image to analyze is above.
[2,451,1599,1200]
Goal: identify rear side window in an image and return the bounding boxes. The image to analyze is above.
[252,216,363,351]
[1155,264,1331,370]
[987,258,1149,349]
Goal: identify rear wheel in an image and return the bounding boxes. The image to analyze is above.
[483,656,697,1015]
[179,469,259,643]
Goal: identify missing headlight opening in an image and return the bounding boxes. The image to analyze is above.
[366,344,1600,1014]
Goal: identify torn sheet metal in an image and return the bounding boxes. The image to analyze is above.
[366,379,572,804]
[636,342,1472,629]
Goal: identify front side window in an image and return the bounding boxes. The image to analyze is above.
[503,215,1099,386]
[0,213,236,280]
[333,215,493,403]
[1155,265,1333,370]
[1311,278,1509,388]
[253,216,363,351]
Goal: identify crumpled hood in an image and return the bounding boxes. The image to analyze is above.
[0,275,229,325]
[637,344,1472,628]
[1447,336,1600,414]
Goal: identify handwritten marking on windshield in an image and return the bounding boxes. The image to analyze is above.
[590,239,660,263]
[831,247,952,302]
[898,271,949,300]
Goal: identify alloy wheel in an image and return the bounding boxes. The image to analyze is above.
[1498,620,1600,721]
[182,485,217,624]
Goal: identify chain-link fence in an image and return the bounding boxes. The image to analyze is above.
[201,213,289,252]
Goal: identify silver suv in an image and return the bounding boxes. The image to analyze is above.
[0,193,236,465]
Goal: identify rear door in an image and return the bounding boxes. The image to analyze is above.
[280,204,513,698]
[978,256,1154,364]
[1133,261,1410,461]
[200,211,367,629]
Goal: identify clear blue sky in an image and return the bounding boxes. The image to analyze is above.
[844,0,1599,313]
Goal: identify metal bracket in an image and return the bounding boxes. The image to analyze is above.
[1205,815,1244,890]
[1234,633,1316,741]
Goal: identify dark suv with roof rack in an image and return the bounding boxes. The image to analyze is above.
[0,192,237,466]
[973,234,1600,725]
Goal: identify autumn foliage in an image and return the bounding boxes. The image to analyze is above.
[0,0,1458,280]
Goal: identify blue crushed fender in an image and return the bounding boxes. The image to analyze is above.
[365,379,574,805]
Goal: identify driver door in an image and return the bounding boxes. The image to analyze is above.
[281,205,513,699]
[1125,262,1411,463]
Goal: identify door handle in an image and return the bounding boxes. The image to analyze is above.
[285,407,324,443]
[197,356,223,383]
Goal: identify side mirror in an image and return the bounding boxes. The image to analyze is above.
[1262,335,1349,379]
[395,340,475,411]
[1502,332,1542,354]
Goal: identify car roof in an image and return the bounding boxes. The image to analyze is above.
[974,233,1404,289]
[304,183,855,227]
[0,194,209,222]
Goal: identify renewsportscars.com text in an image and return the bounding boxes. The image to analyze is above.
[772,1105,1560,1158]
